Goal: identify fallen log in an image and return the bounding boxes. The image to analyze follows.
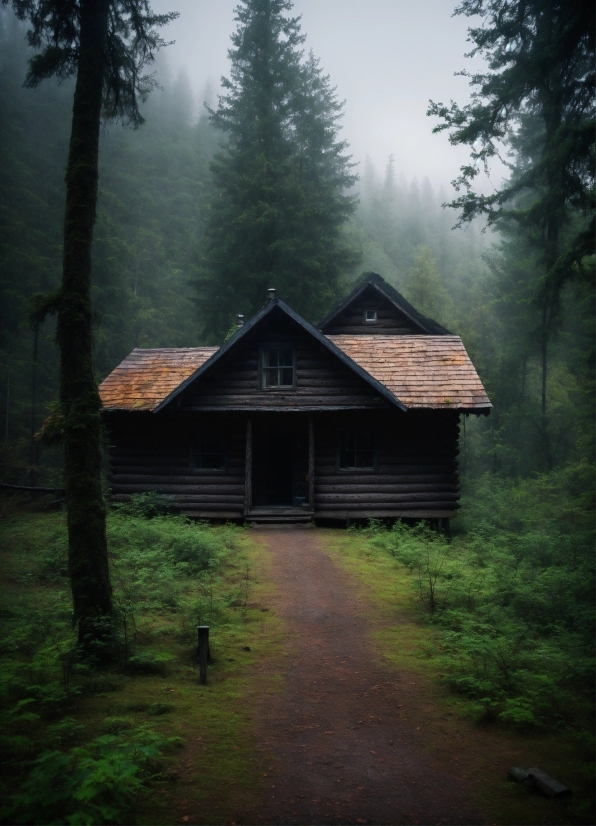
[526,767,571,799]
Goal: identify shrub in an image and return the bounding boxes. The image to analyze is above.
[0,726,178,825]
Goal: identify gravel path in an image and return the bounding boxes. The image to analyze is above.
[245,526,483,826]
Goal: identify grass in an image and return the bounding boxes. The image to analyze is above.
[1,477,593,825]
[318,521,595,825]
[0,496,285,825]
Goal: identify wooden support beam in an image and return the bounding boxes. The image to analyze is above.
[308,415,314,509]
[244,417,252,515]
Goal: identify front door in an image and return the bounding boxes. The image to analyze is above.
[252,421,308,507]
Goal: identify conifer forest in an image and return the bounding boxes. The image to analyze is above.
[0,1,594,824]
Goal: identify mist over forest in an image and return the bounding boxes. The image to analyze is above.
[3,6,589,482]
[0,1,593,822]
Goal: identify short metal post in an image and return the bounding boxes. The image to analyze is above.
[197,625,210,684]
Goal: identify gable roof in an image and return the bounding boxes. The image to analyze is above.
[99,298,408,413]
[327,335,491,410]
[99,347,217,411]
[99,291,491,414]
[318,272,451,336]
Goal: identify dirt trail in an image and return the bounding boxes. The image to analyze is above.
[244,526,483,826]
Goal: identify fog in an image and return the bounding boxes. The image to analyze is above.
[150,0,500,192]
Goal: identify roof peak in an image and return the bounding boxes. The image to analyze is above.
[318,271,451,336]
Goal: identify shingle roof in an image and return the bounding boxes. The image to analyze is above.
[99,348,218,411]
[327,335,491,410]
[99,334,490,412]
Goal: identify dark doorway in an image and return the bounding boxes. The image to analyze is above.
[253,420,308,507]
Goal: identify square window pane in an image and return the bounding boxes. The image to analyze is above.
[278,349,293,367]
[280,367,293,385]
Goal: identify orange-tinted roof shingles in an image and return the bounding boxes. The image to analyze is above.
[99,336,490,412]
[99,348,218,411]
[327,335,491,410]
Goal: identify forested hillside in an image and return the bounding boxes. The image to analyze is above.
[0,7,593,492]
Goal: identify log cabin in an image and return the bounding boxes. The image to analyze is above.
[99,273,491,525]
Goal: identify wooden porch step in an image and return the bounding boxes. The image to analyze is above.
[247,507,314,524]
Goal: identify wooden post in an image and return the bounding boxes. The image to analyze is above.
[197,625,210,685]
[308,416,314,511]
[244,417,252,516]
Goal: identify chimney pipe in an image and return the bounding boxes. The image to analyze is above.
[267,287,276,302]
[237,314,244,327]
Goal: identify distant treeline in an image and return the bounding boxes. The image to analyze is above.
[0,11,592,492]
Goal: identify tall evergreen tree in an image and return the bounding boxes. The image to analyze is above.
[196,0,358,340]
[428,0,595,426]
[3,0,176,655]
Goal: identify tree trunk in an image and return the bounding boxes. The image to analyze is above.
[57,0,112,653]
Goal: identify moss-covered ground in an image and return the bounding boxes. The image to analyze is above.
[0,496,285,825]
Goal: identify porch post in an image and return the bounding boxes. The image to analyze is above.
[244,417,252,516]
[308,415,314,511]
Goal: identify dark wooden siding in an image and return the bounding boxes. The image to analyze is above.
[104,409,461,520]
[105,412,246,517]
[312,410,460,518]
[321,290,424,336]
[181,320,389,411]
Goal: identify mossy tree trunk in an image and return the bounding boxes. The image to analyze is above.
[57,0,113,650]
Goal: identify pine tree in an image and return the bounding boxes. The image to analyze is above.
[428,0,595,424]
[195,0,359,340]
[4,0,177,656]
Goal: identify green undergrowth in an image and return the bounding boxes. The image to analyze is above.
[321,467,594,824]
[360,470,594,732]
[0,495,280,824]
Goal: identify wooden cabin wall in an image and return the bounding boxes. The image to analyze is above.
[313,410,460,518]
[181,322,389,411]
[105,412,246,518]
[321,292,422,335]
[105,409,461,520]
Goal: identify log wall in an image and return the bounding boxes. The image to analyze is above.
[180,319,388,411]
[312,410,460,518]
[106,412,246,518]
[105,409,461,520]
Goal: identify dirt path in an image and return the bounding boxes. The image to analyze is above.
[244,526,483,826]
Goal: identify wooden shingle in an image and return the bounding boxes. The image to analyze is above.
[99,348,218,411]
[327,335,491,410]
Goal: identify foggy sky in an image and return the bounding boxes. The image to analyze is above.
[151,0,499,193]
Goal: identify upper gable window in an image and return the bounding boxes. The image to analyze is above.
[260,347,295,388]
[363,307,378,323]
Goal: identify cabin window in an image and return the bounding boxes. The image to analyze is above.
[260,347,295,388]
[363,307,377,323]
[192,434,226,471]
[337,429,376,471]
